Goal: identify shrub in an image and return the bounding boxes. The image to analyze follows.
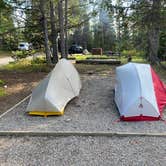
[11,50,36,60]
[31,57,46,64]
[11,50,28,60]
[121,49,145,58]
[0,80,6,97]
[0,80,5,86]
[1,59,52,73]
[0,88,5,97]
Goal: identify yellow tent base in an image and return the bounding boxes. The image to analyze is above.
[29,109,64,117]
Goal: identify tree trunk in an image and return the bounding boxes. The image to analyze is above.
[50,0,58,64]
[64,0,68,58]
[39,0,52,65]
[148,28,160,64]
[147,0,161,65]
[58,0,66,58]
[82,23,88,49]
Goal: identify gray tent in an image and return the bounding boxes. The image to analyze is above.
[27,59,81,116]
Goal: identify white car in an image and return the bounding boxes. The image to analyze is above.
[18,42,31,51]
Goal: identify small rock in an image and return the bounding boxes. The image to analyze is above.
[65,118,71,122]
[4,85,7,88]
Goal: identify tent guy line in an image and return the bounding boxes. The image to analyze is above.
[0,94,31,120]
[0,131,166,137]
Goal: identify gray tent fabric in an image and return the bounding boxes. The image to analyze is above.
[27,59,81,116]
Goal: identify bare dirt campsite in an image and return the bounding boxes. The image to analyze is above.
[0,71,47,114]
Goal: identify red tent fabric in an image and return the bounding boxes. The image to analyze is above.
[151,67,166,116]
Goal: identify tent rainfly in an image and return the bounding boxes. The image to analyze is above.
[27,59,81,116]
[114,63,166,121]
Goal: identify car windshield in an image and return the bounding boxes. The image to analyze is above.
[19,44,25,47]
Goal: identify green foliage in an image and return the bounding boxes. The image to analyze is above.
[86,56,113,59]
[0,79,6,97]
[121,49,145,58]
[68,54,120,60]
[0,79,5,86]
[68,54,89,60]
[93,23,116,51]
[103,0,166,65]
[11,50,36,60]
[74,55,87,60]
[120,49,146,64]
[0,59,52,73]
[0,1,13,34]
[11,51,28,60]
[24,3,44,48]
[158,31,166,59]
[0,88,5,97]
[31,57,46,64]
[0,0,15,50]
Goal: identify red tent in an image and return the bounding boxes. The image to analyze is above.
[114,63,166,121]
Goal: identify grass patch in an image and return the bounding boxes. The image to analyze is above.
[68,54,115,60]
[0,79,5,86]
[74,54,87,60]
[0,55,165,80]
[69,54,146,62]
[86,56,118,59]
[0,87,6,97]
[121,49,145,57]
[0,59,52,73]
[0,79,6,97]
[120,56,147,64]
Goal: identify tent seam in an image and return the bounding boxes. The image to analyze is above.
[132,63,143,115]
[60,66,77,96]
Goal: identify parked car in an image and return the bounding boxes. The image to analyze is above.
[18,42,32,51]
[68,44,83,54]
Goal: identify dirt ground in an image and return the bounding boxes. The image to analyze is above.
[0,71,47,114]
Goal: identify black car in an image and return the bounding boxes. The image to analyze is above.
[68,45,83,54]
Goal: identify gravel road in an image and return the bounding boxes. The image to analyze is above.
[0,136,166,166]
